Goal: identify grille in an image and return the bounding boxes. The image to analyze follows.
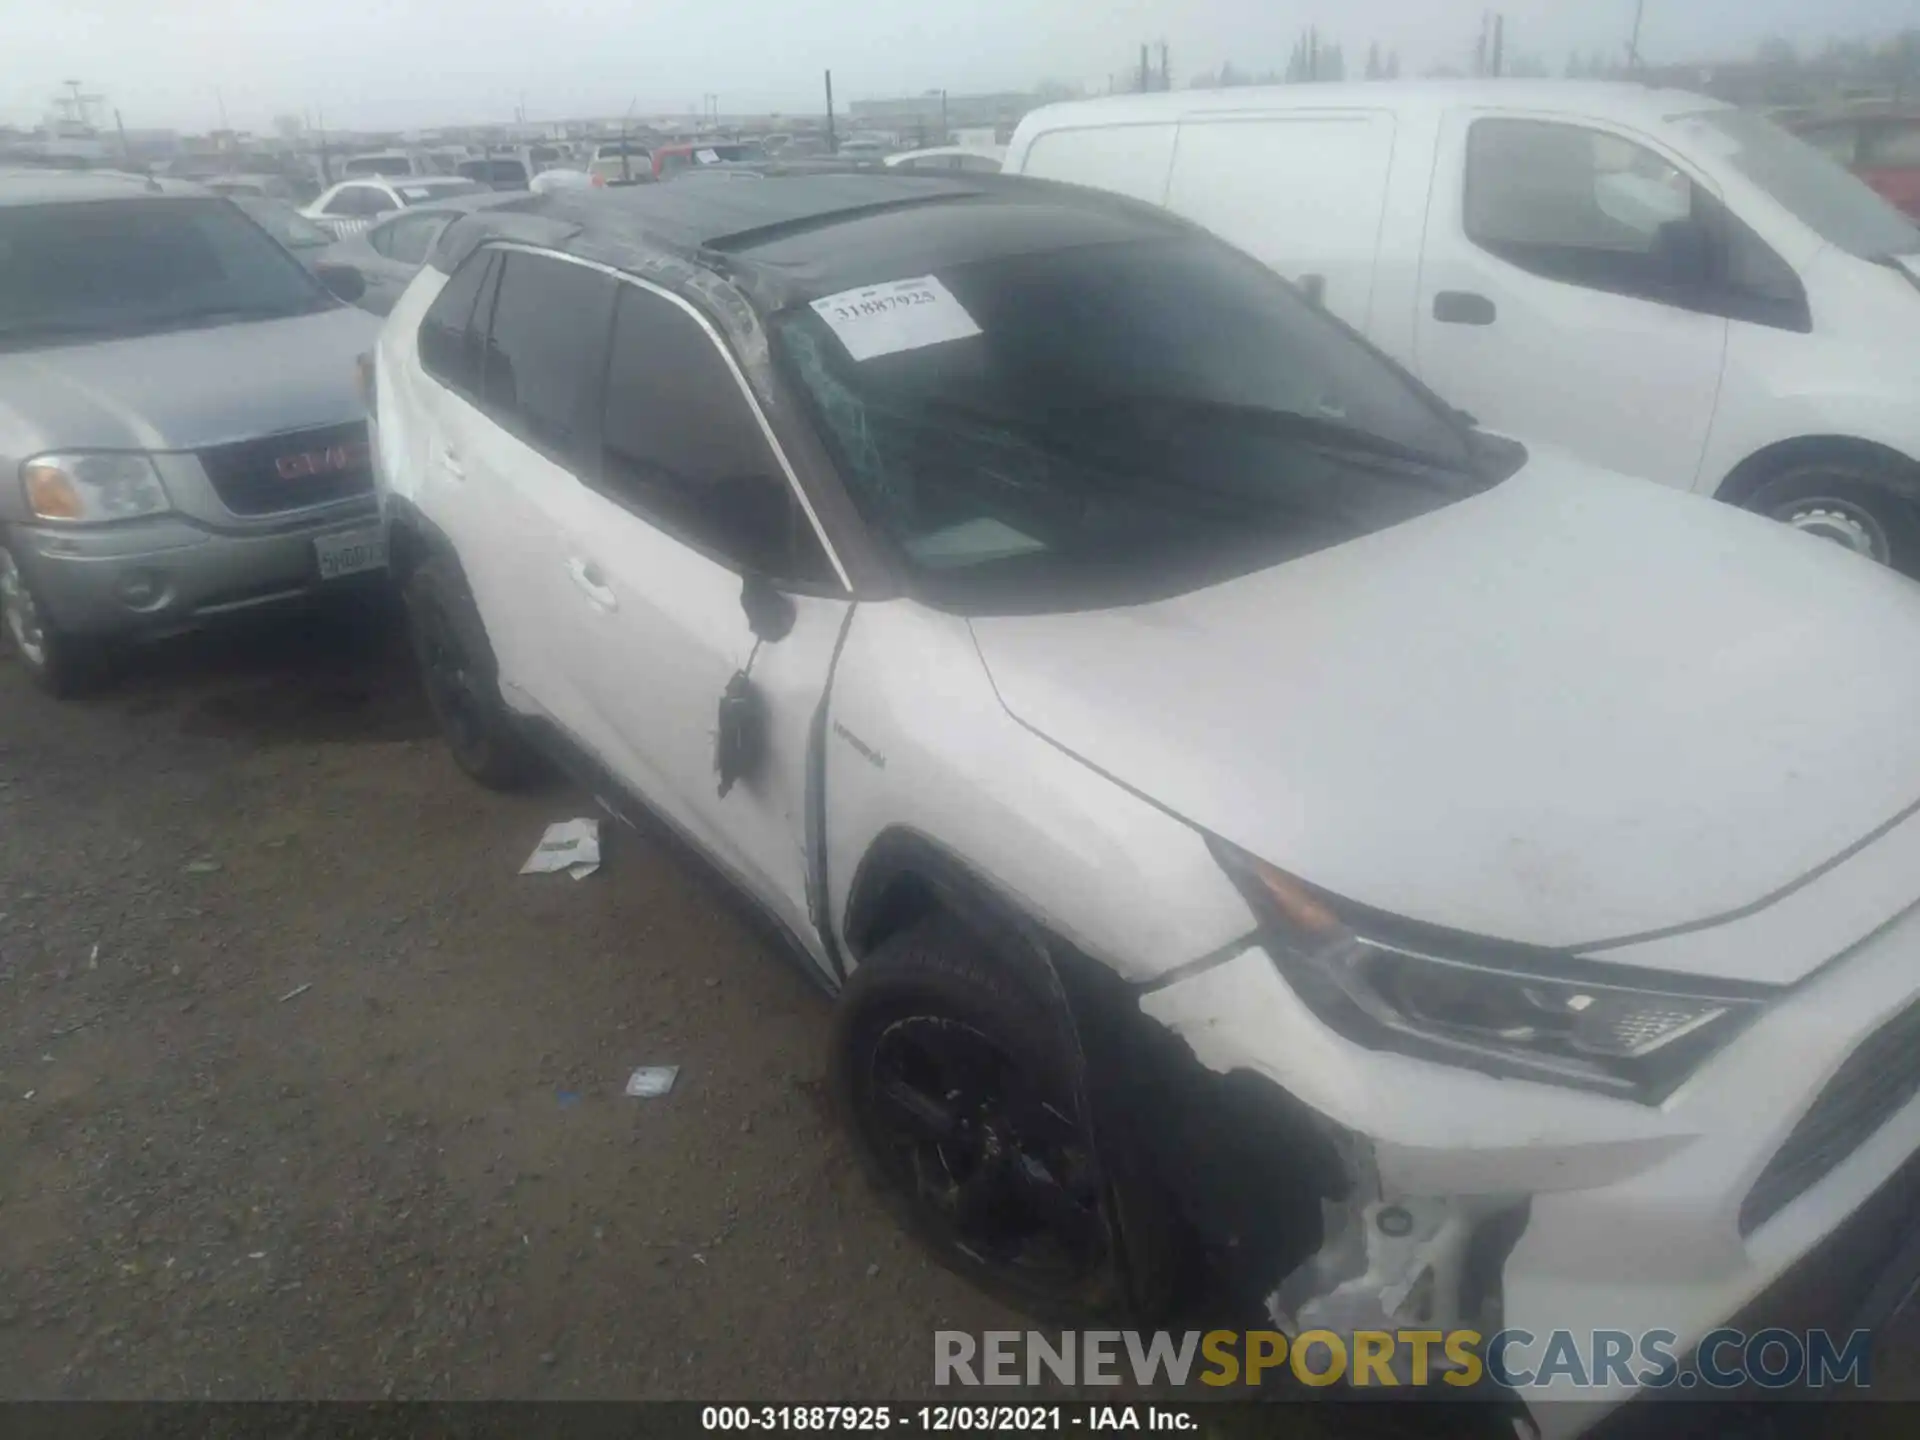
[1741,999,1920,1234]
[197,422,373,517]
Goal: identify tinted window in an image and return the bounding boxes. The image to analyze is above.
[417,249,495,391]
[382,214,446,265]
[1466,120,1703,300]
[602,285,831,584]
[1676,108,1918,258]
[0,198,329,350]
[774,235,1482,612]
[481,253,613,468]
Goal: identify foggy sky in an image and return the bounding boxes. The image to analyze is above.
[3,0,1911,134]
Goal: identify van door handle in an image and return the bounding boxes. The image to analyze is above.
[566,557,618,611]
[1433,291,1497,325]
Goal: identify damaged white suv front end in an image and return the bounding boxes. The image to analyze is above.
[962,454,1920,1434]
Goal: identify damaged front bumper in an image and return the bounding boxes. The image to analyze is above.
[1126,907,1920,1436]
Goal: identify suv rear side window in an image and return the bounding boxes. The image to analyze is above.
[417,249,496,393]
[481,252,613,469]
[600,285,833,585]
[1464,119,1702,301]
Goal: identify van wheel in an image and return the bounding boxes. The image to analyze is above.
[1742,457,1920,572]
[404,557,543,790]
[832,913,1180,1321]
[0,542,104,698]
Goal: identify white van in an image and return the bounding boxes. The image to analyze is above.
[1006,82,1920,567]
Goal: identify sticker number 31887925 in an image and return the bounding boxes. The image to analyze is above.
[809,275,982,362]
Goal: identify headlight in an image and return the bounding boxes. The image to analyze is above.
[21,452,171,524]
[1213,842,1768,1102]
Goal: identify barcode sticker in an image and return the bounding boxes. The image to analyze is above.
[809,275,982,362]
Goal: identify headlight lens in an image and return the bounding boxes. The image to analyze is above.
[1215,843,1767,1102]
[22,452,171,523]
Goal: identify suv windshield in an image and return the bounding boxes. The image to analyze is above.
[775,235,1487,612]
[0,197,332,350]
[1680,108,1920,257]
[459,160,528,186]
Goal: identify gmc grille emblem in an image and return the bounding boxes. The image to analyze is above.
[275,442,368,480]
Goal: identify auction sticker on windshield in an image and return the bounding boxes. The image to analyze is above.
[810,275,982,361]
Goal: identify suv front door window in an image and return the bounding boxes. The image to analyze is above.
[556,279,848,957]
[1413,114,1730,489]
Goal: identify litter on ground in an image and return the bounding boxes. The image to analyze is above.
[520,818,601,880]
[624,1065,679,1098]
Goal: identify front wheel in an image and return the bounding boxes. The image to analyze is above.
[0,542,105,698]
[1743,459,1920,573]
[831,914,1180,1321]
[403,557,544,790]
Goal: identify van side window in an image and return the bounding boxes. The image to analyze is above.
[1464,120,1706,303]
[481,252,615,472]
[600,285,834,586]
[417,249,497,393]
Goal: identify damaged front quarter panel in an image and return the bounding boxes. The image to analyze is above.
[1105,944,1529,1351]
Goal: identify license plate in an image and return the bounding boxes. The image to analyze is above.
[315,526,387,580]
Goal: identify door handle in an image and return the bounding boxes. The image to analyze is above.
[566,557,618,611]
[1433,291,1497,325]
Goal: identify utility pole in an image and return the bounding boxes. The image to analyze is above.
[1308,26,1319,82]
[1139,44,1150,94]
[1491,13,1505,77]
[1159,40,1171,92]
[1626,0,1645,71]
[824,69,836,153]
[114,108,131,169]
[939,89,948,144]
[317,107,332,186]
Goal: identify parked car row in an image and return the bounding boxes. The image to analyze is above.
[4,84,1920,1437]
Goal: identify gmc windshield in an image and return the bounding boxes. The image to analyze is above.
[0,197,332,350]
[774,235,1487,611]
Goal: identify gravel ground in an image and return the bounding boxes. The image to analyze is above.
[0,599,1911,1430]
[0,601,1016,1401]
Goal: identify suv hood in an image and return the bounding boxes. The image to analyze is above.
[968,454,1920,974]
[0,305,380,457]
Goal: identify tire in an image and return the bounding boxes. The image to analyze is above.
[1740,456,1920,574]
[0,541,106,698]
[831,912,1182,1322]
[403,556,543,790]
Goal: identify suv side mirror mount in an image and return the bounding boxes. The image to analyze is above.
[740,570,795,643]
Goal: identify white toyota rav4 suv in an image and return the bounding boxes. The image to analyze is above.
[369,174,1920,1432]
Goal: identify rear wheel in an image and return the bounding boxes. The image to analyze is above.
[0,542,104,698]
[832,913,1180,1321]
[1741,456,1920,573]
[403,557,543,790]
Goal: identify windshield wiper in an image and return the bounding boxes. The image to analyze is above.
[1064,395,1475,474]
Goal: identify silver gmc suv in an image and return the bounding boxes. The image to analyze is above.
[0,169,385,694]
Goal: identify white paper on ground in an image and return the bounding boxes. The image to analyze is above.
[625,1065,680,1098]
[520,818,602,877]
[809,275,982,362]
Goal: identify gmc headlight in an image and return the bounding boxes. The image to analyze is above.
[1213,842,1768,1102]
[22,452,171,524]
